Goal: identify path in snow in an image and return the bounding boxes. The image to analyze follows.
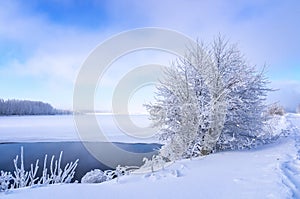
[279,114,300,198]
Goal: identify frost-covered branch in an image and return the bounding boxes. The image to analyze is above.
[0,171,12,192]
[1,147,79,190]
[46,151,79,184]
[12,147,31,188]
[146,36,271,160]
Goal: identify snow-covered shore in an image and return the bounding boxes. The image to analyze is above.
[1,114,299,199]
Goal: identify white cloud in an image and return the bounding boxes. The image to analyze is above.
[1,0,299,110]
[113,0,300,112]
[2,0,299,84]
[0,1,116,84]
[110,0,300,68]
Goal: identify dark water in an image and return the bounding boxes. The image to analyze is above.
[0,142,161,182]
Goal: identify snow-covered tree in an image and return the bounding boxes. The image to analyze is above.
[0,99,70,116]
[296,104,300,114]
[146,36,269,160]
[213,38,270,151]
[146,64,201,160]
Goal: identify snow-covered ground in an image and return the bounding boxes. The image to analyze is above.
[1,114,300,199]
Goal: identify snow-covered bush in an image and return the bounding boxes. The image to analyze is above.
[266,103,285,116]
[82,165,135,184]
[0,147,79,190]
[140,155,166,173]
[103,165,130,183]
[261,115,291,142]
[12,147,39,188]
[146,36,270,160]
[38,151,79,185]
[0,171,12,192]
[81,169,107,183]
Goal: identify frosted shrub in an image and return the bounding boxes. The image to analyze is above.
[81,169,107,183]
[12,147,38,188]
[262,115,292,140]
[38,151,79,185]
[266,103,285,116]
[0,147,79,190]
[104,165,129,183]
[140,155,166,172]
[82,165,138,184]
[0,171,12,192]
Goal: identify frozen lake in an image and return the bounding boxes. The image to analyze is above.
[0,114,158,143]
[0,115,161,181]
[0,141,160,181]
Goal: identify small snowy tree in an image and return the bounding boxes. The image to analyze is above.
[146,36,269,160]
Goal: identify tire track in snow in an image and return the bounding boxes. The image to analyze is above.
[280,115,300,198]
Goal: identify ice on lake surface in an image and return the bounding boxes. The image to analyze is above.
[0,115,160,181]
[0,114,158,143]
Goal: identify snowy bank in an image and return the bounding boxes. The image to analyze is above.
[1,114,299,199]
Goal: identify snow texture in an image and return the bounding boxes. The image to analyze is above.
[81,169,107,183]
[279,114,300,198]
[0,114,299,199]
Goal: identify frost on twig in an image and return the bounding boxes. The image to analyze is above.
[1,147,79,190]
[12,147,34,188]
[103,165,127,183]
[140,155,167,173]
[39,151,79,184]
[0,171,12,192]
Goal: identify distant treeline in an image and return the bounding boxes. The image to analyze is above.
[0,99,71,116]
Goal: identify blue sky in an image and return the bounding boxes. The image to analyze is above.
[0,0,299,112]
